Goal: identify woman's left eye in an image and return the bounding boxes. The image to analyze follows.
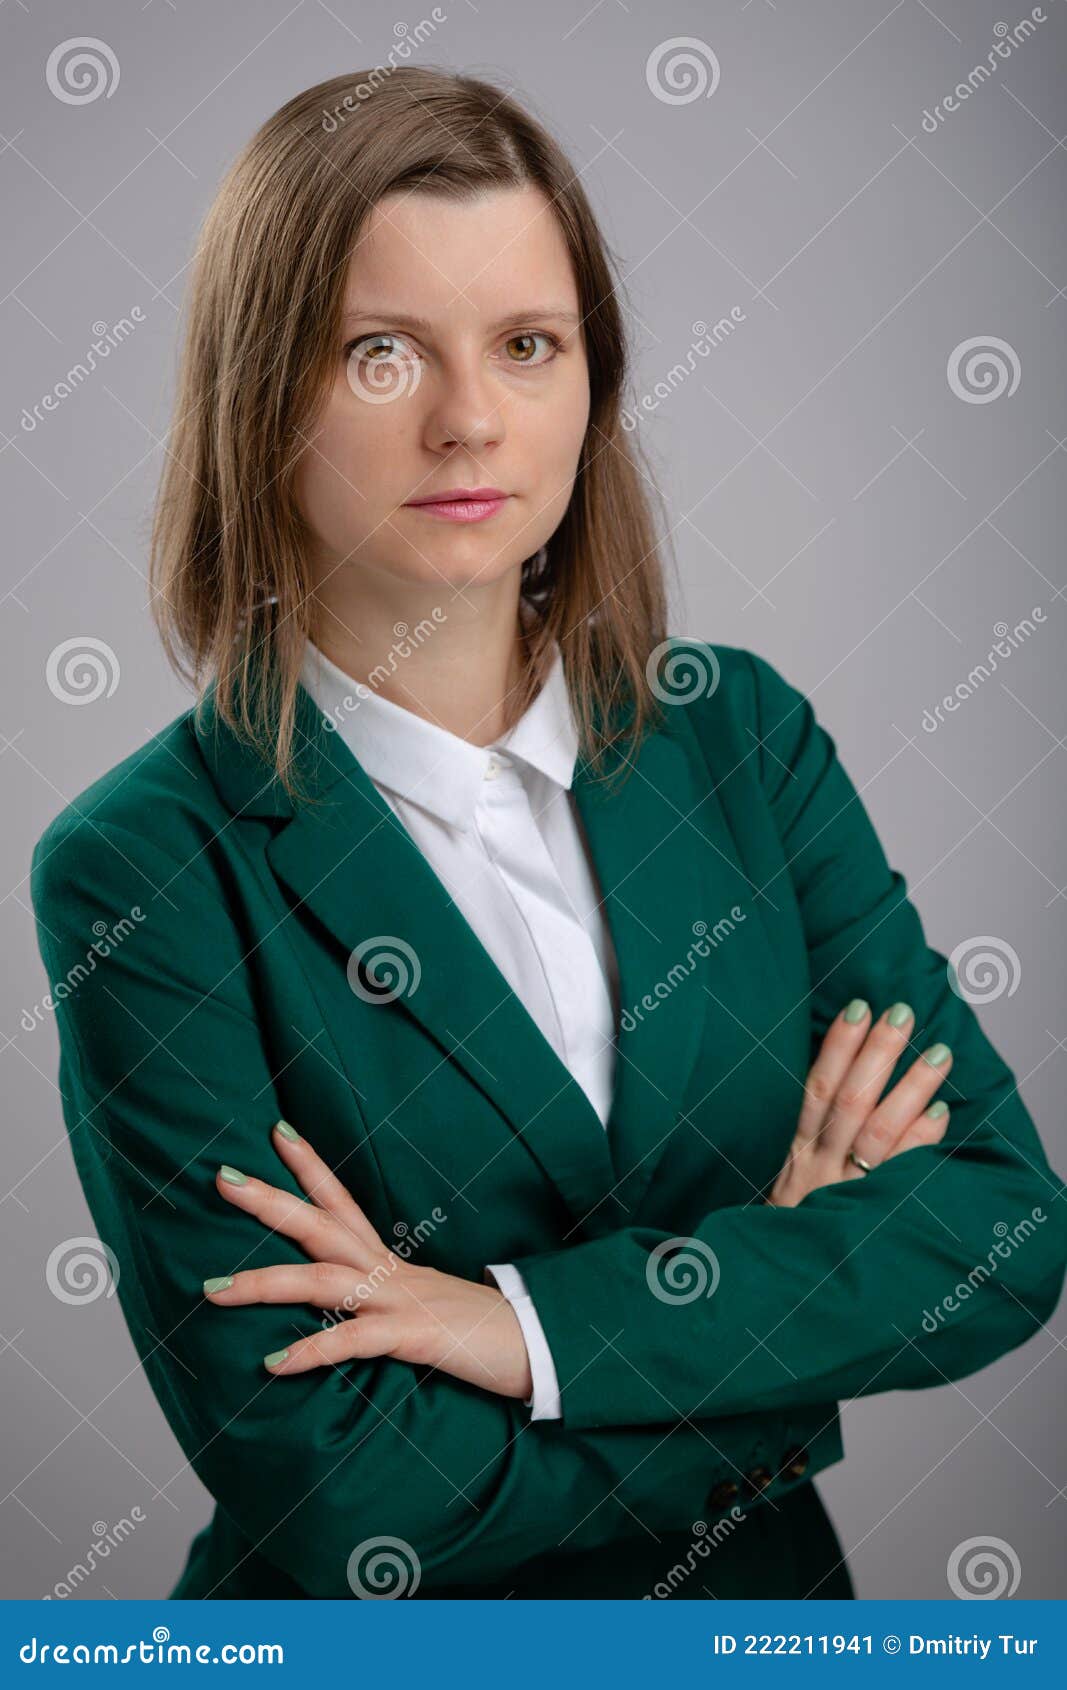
[502,331,559,367]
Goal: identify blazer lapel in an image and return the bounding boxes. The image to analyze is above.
[195,674,617,1230]
[192,663,776,1239]
[571,721,776,1226]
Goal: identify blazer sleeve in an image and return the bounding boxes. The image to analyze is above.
[30,812,810,1597]
[507,646,1067,1430]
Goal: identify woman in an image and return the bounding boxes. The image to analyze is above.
[30,67,1067,1602]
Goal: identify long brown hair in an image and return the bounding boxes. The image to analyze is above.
[150,66,673,806]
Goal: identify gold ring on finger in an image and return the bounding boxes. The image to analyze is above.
[848,1150,873,1173]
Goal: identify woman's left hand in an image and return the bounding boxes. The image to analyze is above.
[204,1120,533,1401]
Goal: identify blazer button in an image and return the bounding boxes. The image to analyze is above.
[707,1479,741,1511]
[742,1464,774,1496]
[780,1444,809,1479]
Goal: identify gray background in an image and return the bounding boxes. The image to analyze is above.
[2,0,1065,1600]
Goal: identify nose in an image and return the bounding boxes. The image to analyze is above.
[421,355,505,456]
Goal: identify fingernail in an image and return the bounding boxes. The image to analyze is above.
[263,1348,290,1369]
[843,998,869,1023]
[924,1099,949,1118]
[219,1165,248,1185]
[886,1002,913,1028]
[923,1042,951,1066]
[203,1276,233,1294]
[275,1120,300,1142]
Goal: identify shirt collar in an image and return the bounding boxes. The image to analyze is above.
[298,632,578,833]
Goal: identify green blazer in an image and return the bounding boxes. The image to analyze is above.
[30,641,1067,1601]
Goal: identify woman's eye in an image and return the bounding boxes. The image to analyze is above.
[345,332,417,364]
[502,331,559,366]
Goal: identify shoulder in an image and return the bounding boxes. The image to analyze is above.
[652,638,823,770]
[30,704,221,910]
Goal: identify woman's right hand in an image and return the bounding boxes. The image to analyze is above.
[766,999,953,1208]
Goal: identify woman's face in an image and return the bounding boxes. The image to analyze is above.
[294,184,591,600]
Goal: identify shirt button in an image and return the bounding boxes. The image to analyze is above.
[484,753,508,780]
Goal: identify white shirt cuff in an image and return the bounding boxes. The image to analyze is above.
[484,1262,563,1420]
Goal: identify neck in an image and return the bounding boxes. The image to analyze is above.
[308,570,534,746]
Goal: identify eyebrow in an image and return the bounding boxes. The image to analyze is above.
[342,304,581,331]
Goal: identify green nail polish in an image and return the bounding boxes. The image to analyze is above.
[275,1120,300,1142]
[923,1042,951,1066]
[924,1100,949,1119]
[843,998,869,1024]
[219,1165,247,1185]
[263,1348,290,1369]
[203,1276,233,1294]
[886,1002,913,1028]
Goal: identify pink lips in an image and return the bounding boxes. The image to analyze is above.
[404,487,510,524]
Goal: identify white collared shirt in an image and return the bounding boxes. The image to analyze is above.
[298,635,619,1418]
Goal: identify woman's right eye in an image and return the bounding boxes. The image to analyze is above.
[343,332,416,363]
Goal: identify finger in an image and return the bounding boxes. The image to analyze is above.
[262,1316,401,1375]
[885,1101,951,1161]
[214,1164,367,1269]
[818,1001,916,1160]
[851,1043,953,1167]
[203,1261,368,1309]
[793,999,872,1146]
[270,1120,383,1250]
